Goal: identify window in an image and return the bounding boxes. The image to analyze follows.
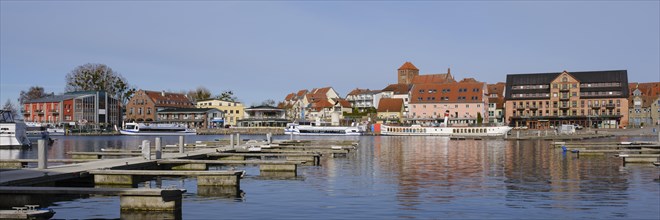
[562,77,567,82]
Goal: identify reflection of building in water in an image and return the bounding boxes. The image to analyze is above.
[503,140,630,210]
[376,137,507,208]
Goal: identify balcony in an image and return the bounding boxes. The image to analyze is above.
[51,111,60,115]
[590,105,601,109]
[559,86,570,92]
[35,110,44,115]
[559,105,570,109]
[605,103,616,109]
[559,96,570,101]
[515,106,525,110]
[528,105,538,110]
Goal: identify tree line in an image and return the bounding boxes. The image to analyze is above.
[3,63,241,115]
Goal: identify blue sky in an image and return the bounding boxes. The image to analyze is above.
[1,1,659,107]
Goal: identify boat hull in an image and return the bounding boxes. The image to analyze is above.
[0,123,31,147]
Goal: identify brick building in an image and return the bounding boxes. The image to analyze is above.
[408,78,488,125]
[23,91,121,128]
[505,70,629,129]
[125,90,193,122]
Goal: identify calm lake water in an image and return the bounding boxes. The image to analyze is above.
[2,135,659,219]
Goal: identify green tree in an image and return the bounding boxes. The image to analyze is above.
[65,63,136,105]
[18,86,47,104]
[477,112,483,125]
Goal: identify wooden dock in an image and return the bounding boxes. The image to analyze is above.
[553,141,660,164]
[0,186,186,211]
[0,137,358,215]
[87,170,244,186]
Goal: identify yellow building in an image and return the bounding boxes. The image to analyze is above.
[196,99,245,126]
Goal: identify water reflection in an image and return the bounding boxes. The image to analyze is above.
[5,135,658,219]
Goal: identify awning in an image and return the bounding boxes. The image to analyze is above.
[211,119,224,123]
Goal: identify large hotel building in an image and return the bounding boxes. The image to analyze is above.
[505,70,629,129]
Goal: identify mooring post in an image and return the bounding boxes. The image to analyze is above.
[290,132,293,140]
[37,139,47,169]
[236,133,241,146]
[537,130,541,137]
[178,136,185,153]
[657,129,659,143]
[142,140,151,160]
[267,133,272,144]
[230,134,234,148]
[516,131,519,139]
[155,137,162,159]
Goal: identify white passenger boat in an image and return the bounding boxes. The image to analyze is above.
[120,122,196,135]
[378,116,512,137]
[0,110,31,147]
[379,124,512,137]
[285,123,364,136]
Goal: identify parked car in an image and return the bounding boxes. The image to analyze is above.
[573,124,583,130]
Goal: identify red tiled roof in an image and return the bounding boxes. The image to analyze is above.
[285,93,295,101]
[411,73,456,84]
[409,81,485,104]
[487,82,506,97]
[377,98,404,112]
[144,90,193,107]
[348,88,370,96]
[311,87,331,95]
[296,90,308,97]
[638,82,660,96]
[310,99,333,111]
[335,99,351,108]
[382,84,411,95]
[398,62,419,70]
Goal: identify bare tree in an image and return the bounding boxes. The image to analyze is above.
[186,86,212,102]
[2,99,18,118]
[261,99,276,106]
[65,63,136,105]
[18,86,46,104]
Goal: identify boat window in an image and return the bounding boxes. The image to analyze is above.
[126,125,136,129]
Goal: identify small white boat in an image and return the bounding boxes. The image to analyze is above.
[120,122,196,136]
[0,110,31,147]
[284,123,364,136]
[47,128,66,136]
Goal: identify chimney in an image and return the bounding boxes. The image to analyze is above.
[161,91,165,97]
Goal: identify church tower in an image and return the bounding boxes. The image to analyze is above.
[397,62,419,84]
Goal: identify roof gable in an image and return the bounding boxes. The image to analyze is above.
[377,98,404,112]
[398,62,419,70]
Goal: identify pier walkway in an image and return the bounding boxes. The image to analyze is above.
[0,146,229,186]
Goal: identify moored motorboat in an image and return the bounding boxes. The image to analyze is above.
[120,122,196,135]
[0,110,31,147]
